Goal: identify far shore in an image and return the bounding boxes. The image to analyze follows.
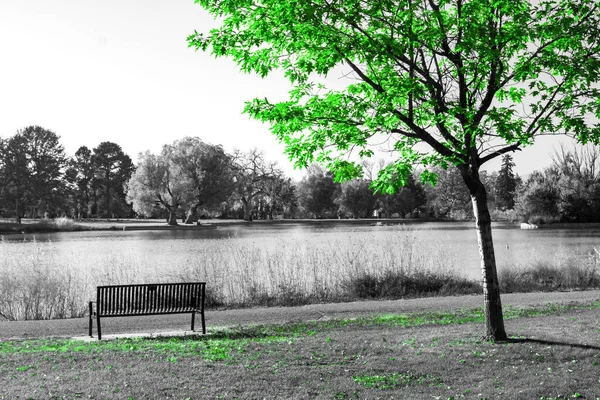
[1,217,600,235]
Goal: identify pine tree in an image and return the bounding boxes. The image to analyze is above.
[495,155,517,210]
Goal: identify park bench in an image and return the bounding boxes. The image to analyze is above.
[88,282,206,340]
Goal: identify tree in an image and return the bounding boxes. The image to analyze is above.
[0,135,29,221]
[422,166,471,219]
[93,142,134,218]
[514,169,561,224]
[551,144,600,222]
[337,178,376,218]
[127,150,185,225]
[377,173,426,218]
[297,164,339,219]
[516,145,600,223]
[0,126,67,220]
[259,175,298,219]
[168,137,235,223]
[66,146,96,218]
[495,154,517,210]
[191,0,600,341]
[231,149,279,221]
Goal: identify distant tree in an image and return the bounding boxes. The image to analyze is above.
[297,164,339,219]
[0,126,67,220]
[65,146,97,218]
[259,175,298,219]
[481,170,499,210]
[127,149,186,225]
[0,139,5,214]
[169,137,235,223]
[423,167,472,219]
[377,173,426,218]
[231,149,279,221]
[495,154,517,210]
[514,169,561,224]
[19,126,68,216]
[0,136,28,221]
[337,178,376,218]
[551,144,600,222]
[93,142,134,218]
[515,145,600,224]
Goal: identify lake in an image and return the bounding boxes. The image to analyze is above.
[1,220,599,320]
[1,221,599,280]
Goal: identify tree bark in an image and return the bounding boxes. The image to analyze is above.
[167,211,178,226]
[460,165,507,342]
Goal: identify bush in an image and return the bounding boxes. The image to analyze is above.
[344,270,481,299]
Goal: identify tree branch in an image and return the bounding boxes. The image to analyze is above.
[480,143,521,165]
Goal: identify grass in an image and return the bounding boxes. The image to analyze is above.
[2,301,600,399]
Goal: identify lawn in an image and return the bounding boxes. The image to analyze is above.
[2,302,600,399]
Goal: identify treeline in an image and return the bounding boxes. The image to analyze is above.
[0,126,134,222]
[515,145,600,224]
[1,126,598,223]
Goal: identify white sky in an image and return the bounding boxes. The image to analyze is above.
[0,0,579,180]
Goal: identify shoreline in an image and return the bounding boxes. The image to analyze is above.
[2,217,599,235]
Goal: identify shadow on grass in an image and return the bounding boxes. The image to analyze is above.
[506,337,600,351]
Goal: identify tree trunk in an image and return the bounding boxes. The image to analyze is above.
[242,198,253,221]
[185,205,198,224]
[460,165,507,342]
[167,211,178,226]
[15,199,21,224]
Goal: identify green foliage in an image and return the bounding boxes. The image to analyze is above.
[190,0,600,191]
[376,173,427,218]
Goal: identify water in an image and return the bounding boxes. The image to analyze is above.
[1,221,599,280]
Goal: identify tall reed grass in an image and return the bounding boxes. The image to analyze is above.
[0,227,477,320]
[499,247,600,292]
[170,229,480,308]
[2,227,598,321]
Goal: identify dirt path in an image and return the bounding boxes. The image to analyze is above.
[1,290,599,341]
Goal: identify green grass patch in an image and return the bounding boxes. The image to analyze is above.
[353,372,442,389]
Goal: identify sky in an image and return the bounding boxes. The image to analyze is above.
[0,0,581,180]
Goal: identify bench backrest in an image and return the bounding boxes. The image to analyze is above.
[96,282,205,316]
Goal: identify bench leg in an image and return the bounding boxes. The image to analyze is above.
[201,311,206,335]
[191,312,195,332]
[97,315,102,340]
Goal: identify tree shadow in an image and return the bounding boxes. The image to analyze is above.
[505,337,600,351]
